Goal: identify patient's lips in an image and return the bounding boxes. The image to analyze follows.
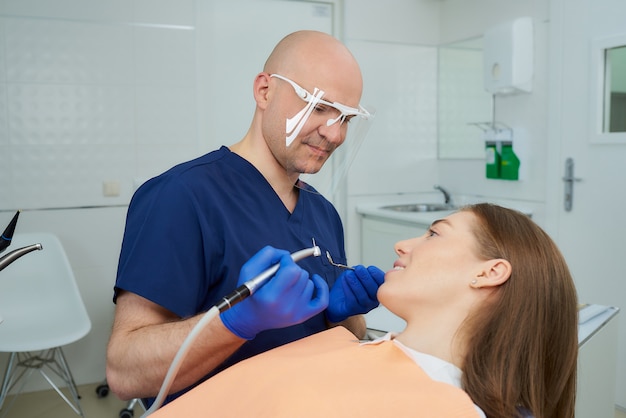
[386,261,405,275]
[393,261,405,270]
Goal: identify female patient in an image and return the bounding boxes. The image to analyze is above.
[151,203,578,418]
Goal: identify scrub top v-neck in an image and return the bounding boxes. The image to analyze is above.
[114,146,348,400]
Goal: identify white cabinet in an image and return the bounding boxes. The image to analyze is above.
[360,215,429,268]
[576,306,620,417]
[360,215,429,332]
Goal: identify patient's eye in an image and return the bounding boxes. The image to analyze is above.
[427,228,438,237]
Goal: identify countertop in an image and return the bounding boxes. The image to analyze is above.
[356,202,456,226]
[578,304,620,346]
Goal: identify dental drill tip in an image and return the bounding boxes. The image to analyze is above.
[310,239,320,257]
[326,251,354,270]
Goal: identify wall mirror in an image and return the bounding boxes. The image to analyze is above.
[437,37,492,159]
[590,35,626,142]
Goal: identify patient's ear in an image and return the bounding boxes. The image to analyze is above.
[472,259,512,289]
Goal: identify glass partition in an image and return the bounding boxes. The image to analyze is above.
[437,37,492,159]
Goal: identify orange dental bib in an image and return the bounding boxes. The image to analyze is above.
[151,327,480,417]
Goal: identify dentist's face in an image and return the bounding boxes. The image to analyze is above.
[265,74,350,174]
[378,211,485,321]
[258,31,365,178]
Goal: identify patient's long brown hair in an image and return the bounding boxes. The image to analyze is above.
[460,204,578,418]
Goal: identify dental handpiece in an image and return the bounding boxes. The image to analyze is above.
[215,245,321,313]
[144,244,322,417]
[0,243,42,272]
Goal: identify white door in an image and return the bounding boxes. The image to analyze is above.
[547,0,626,408]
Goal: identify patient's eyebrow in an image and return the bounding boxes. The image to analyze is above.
[430,219,451,228]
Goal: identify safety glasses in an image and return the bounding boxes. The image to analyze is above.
[270,74,371,146]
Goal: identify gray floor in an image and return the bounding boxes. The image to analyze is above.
[1,382,142,418]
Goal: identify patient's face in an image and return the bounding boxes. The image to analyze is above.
[378,211,485,320]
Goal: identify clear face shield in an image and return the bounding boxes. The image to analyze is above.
[270,74,375,198]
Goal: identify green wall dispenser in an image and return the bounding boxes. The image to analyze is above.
[485,141,501,179]
[482,127,520,181]
[499,142,520,180]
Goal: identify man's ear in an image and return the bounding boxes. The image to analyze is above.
[472,259,512,289]
[253,72,272,109]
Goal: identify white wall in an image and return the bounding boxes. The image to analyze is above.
[0,0,200,210]
[342,0,441,262]
[435,0,551,227]
[341,0,553,265]
[0,0,355,393]
[0,0,202,392]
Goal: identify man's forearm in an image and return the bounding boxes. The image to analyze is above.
[107,304,245,400]
[331,314,367,339]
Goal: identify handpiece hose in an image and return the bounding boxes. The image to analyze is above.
[143,245,321,417]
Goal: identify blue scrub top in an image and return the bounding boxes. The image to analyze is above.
[115,146,347,402]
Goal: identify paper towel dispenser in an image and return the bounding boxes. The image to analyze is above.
[483,17,534,95]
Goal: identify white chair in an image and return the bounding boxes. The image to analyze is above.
[0,232,91,417]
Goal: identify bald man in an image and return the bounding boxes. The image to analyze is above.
[106,31,384,407]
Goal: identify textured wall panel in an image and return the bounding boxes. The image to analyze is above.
[10,142,135,208]
[438,45,491,159]
[346,41,438,195]
[134,26,196,86]
[136,86,196,145]
[0,83,7,146]
[0,32,10,205]
[0,0,130,22]
[0,19,6,84]
[5,19,133,84]
[133,0,194,26]
[0,6,199,210]
[8,84,135,146]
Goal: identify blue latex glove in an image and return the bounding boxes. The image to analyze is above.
[220,246,329,340]
[326,265,385,323]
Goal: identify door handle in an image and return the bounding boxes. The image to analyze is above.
[562,158,582,212]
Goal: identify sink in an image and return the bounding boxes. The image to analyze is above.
[380,203,456,212]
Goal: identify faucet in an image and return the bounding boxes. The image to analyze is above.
[0,243,43,273]
[433,185,452,206]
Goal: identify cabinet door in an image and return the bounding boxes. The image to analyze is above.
[576,311,620,417]
[361,216,427,332]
